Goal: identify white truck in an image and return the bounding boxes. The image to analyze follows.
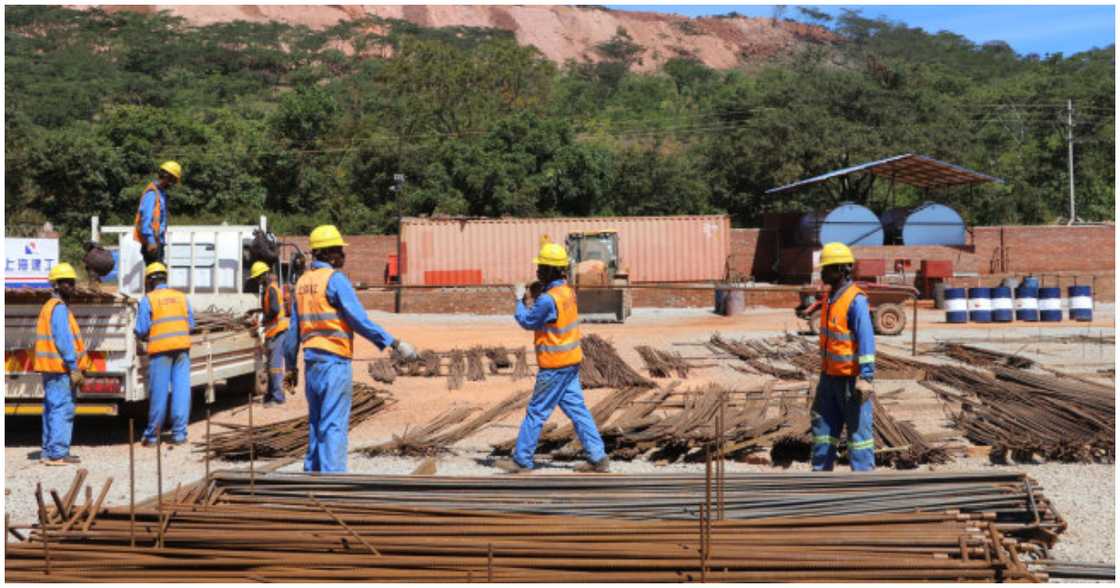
[4,217,271,417]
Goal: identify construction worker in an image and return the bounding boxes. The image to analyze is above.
[136,262,195,446]
[250,261,287,406]
[284,225,418,472]
[34,263,92,466]
[133,161,181,265]
[496,239,609,474]
[811,242,876,471]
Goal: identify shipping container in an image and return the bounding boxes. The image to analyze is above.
[400,215,731,285]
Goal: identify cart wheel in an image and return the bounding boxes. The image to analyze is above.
[806,309,820,335]
[873,303,906,336]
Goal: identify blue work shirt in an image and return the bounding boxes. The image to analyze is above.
[514,279,567,330]
[49,298,80,372]
[134,284,196,340]
[829,282,876,382]
[137,182,168,246]
[284,260,395,366]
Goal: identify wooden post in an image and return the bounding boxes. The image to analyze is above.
[911,295,919,356]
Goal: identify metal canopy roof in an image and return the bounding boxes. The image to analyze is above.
[766,153,1003,194]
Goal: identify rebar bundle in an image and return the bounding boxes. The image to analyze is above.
[935,343,1035,369]
[446,349,466,390]
[367,358,397,384]
[484,347,512,374]
[466,347,487,382]
[580,334,655,389]
[635,345,691,378]
[196,384,393,461]
[363,390,532,457]
[511,347,531,380]
[871,393,951,469]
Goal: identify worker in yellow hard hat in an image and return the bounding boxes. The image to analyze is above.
[811,242,876,472]
[34,262,94,466]
[133,160,181,266]
[249,261,288,407]
[136,262,195,447]
[497,237,609,474]
[284,225,418,472]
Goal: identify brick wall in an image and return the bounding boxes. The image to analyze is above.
[971,225,1114,274]
[281,234,397,285]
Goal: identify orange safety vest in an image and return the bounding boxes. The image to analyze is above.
[146,288,192,354]
[819,283,864,377]
[263,278,289,340]
[534,284,583,369]
[34,298,91,373]
[132,182,163,244]
[295,268,353,358]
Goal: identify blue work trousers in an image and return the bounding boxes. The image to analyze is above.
[810,375,875,471]
[41,373,75,460]
[513,365,606,469]
[304,359,352,473]
[142,351,192,443]
[265,334,286,404]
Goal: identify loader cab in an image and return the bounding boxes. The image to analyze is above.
[564,230,631,323]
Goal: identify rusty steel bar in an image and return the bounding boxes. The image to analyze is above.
[128,419,135,548]
[248,389,256,497]
[205,410,211,481]
[155,435,163,549]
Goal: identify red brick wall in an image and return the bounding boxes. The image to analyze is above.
[280,235,397,285]
[971,225,1115,274]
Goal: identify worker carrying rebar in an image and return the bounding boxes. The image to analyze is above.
[496,238,609,474]
[249,261,287,407]
[34,263,93,466]
[136,262,195,447]
[812,242,876,471]
[132,160,181,266]
[284,225,418,473]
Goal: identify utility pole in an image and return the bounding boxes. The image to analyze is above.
[392,173,406,313]
[1067,98,1076,225]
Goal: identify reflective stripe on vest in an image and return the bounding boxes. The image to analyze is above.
[146,288,191,354]
[295,268,353,358]
[819,283,864,377]
[263,280,289,339]
[132,182,163,244]
[33,298,90,373]
[533,284,583,369]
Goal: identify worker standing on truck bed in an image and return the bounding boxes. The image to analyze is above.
[133,160,181,266]
[136,262,195,446]
[250,261,287,407]
[496,239,609,474]
[811,242,876,472]
[34,263,92,466]
[284,225,418,473]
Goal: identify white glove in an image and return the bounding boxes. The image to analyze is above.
[394,340,419,361]
[514,283,526,302]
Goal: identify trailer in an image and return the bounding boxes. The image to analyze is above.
[4,217,270,417]
[795,282,918,336]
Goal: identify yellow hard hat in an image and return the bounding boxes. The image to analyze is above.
[820,242,855,267]
[309,225,347,250]
[48,262,77,282]
[159,161,182,183]
[250,261,271,279]
[534,241,570,268]
[145,262,169,277]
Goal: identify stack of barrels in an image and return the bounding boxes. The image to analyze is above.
[945,277,1093,324]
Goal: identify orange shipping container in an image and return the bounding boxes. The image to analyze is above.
[400,215,731,285]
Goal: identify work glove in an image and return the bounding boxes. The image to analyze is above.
[69,370,87,392]
[514,283,526,303]
[393,340,419,361]
[283,369,299,395]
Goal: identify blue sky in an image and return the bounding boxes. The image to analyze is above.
[604,5,1116,56]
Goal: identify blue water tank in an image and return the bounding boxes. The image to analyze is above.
[881,202,966,246]
[798,203,883,247]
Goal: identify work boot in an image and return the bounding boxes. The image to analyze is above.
[43,455,80,466]
[574,457,610,473]
[493,458,530,474]
[168,438,187,447]
[141,438,157,448]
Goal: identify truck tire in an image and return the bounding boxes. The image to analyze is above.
[873,303,906,336]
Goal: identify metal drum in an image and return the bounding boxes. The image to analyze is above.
[1038,287,1063,322]
[991,287,1013,322]
[967,287,992,323]
[1068,285,1093,321]
[798,203,884,246]
[945,288,968,323]
[723,290,746,316]
[1014,286,1039,322]
[1021,275,1040,290]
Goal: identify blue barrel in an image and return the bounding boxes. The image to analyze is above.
[1068,285,1093,321]
[991,287,1013,322]
[944,288,968,323]
[1015,286,1039,321]
[1039,287,1063,322]
[714,289,727,314]
[1021,275,1040,290]
[968,287,992,322]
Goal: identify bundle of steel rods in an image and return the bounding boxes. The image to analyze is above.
[934,343,1035,369]
[635,345,691,378]
[196,384,394,460]
[1030,560,1115,581]
[580,334,655,389]
[367,358,397,384]
[365,390,531,457]
[871,393,951,468]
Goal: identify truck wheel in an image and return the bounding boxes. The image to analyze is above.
[873,303,906,336]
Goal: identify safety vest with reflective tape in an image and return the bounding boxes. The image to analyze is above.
[146,288,192,354]
[34,298,91,373]
[295,268,353,359]
[819,283,870,377]
[533,284,583,369]
[132,182,163,245]
[263,278,289,340]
